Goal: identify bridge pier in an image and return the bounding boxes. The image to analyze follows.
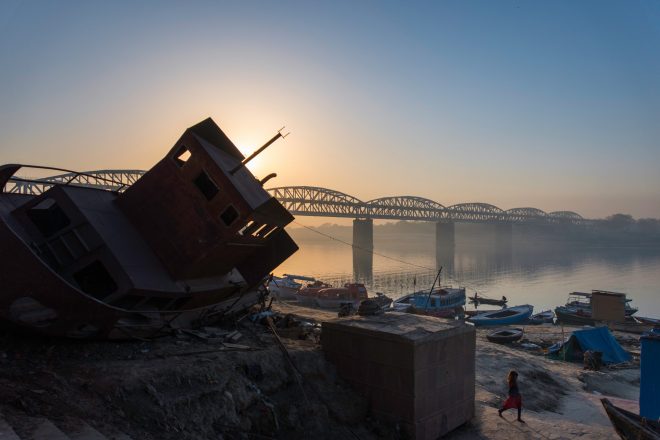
[436,221,455,252]
[352,219,373,282]
[436,221,455,270]
[494,222,513,247]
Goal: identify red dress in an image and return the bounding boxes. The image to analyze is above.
[502,383,522,409]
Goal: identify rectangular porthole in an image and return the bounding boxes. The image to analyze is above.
[220,205,239,226]
[173,145,192,167]
[27,198,71,237]
[72,260,118,299]
[193,171,219,201]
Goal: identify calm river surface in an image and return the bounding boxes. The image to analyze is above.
[275,230,660,319]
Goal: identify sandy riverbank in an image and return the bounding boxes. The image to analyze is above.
[274,301,640,440]
[0,302,640,439]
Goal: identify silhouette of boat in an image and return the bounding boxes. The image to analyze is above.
[601,398,660,440]
[0,118,298,339]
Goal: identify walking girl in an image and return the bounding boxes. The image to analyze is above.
[498,370,524,423]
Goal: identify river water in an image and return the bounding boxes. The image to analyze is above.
[274,229,660,319]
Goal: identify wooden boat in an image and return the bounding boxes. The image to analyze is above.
[464,309,501,317]
[486,328,524,343]
[636,316,660,327]
[468,293,507,306]
[528,310,554,325]
[468,305,533,326]
[0,119,298,339]
[566,291,638,316]
[393,287,466,318]
[554,305,598,325]
[601,398,660,440]
[297,282,368,309]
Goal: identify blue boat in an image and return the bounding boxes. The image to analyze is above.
[393,287,466,318]
[468,304,534,326]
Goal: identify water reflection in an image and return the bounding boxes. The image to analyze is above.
[276,231,660,318]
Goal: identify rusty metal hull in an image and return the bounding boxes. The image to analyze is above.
[0,118,298,339]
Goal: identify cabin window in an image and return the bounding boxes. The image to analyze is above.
[220,205,239,227]
[173,145,192,167]
[72,260,118,299]
[27,198,71,237]
[431,298,437,307]
[193,171,219,201]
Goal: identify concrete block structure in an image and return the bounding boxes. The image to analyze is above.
[322,312,475,439]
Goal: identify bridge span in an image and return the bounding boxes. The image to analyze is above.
[266,186,587,225]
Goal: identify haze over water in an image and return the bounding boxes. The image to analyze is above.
[276,225,660,319]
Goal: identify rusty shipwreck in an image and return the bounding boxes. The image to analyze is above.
[0,118,298,339]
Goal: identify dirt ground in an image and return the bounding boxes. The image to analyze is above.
[0,302,642,439]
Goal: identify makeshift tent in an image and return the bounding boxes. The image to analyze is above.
[547,326,631,365]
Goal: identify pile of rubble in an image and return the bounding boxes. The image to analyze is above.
[0,307,397,440]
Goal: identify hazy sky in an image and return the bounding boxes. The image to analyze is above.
[1,1,659,220]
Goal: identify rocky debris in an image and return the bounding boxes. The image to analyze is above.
[0,313,388,440]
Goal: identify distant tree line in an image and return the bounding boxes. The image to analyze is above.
[289,216,660,246]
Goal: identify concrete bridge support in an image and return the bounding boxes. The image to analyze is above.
[352,219,373,282]
[436,222,455,270]
[494,222,513,249]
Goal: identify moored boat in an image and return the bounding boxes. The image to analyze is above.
[554,305,598,325]
[268,274,316,300]
[468,305,533,326]
[468,293,507,306]
[486,328,524,343]
[636,316,660,327]
[601,398,660,440]
[297,282,368,309]
[528,310,554,325]
[393,286,466,318]
[567,291,638,316]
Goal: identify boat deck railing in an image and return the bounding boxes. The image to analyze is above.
[3,165,145,195]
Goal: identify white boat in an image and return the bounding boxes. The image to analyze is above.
[268,274,316,301]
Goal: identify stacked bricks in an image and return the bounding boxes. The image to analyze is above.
[322,312,475,440]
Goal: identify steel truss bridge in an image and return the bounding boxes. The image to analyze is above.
[267,186,589,225]
[4,171,588,225]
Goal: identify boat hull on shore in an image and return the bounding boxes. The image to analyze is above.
[486,328,524,343]
[601,398,660,440]
[468,305,534,326]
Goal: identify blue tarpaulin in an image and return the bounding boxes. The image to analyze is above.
[640,331,660,419]
[547,326,631,365]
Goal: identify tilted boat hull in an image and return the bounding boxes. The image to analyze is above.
[0,119,299,339]
[601,398,660,440]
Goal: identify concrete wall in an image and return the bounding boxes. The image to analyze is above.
[322,313,475,440]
